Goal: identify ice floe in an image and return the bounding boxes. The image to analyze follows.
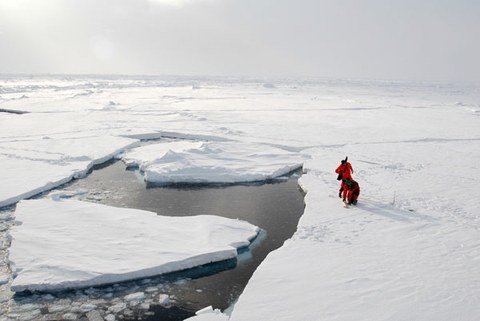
[121,140,303,185]
[9,198,259,292]
[0,136,138,208]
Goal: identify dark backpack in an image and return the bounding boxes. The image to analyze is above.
[344,179,357,189]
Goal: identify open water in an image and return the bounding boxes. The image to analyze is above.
[2,159,305,321]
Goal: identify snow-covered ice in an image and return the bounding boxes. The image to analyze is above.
[0,136,138,208]
[121,140,303,185]
[229,149,480,321]
[185,306,228,321]
[1,75,480,321]
[9,198,259,292]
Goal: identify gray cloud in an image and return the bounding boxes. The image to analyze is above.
[0,0,479,81]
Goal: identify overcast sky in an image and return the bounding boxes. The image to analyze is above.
[0,0,479,81]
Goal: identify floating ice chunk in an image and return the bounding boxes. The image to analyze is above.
[62,312,78,320]
[80,303,97,312]
[108,303,127,313]
[158,294,170,306]
[9,199,260,292]
[184,305,229,321]
[145,286,159,293]
[0,274,9,285]
[86,310,103,321]
[0,292,12,303]
[48,302,71,313]
[0,212,13,221]
[48,188,89,201]
[105,314,116,321]
[122,141,303,185]
[124,292,145,302]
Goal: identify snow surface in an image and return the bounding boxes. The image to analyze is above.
[9,198,259,292]
[229,149,480,321]
[0,136,138,208]
[121,140,303,185]
[1,75,480,320]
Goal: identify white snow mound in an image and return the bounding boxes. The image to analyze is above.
[9,199,260,292]
[121,141,303,185]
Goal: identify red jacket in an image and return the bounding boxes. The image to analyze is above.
[335,162,353,181]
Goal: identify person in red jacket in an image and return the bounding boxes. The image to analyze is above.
[335,157,353,198]
[343,178,360,205]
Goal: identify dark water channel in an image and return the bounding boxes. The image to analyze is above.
[12,160,305,321]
